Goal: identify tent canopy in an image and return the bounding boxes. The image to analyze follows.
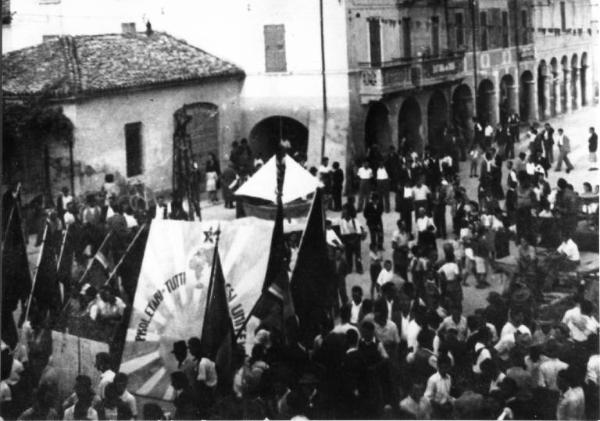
[234,154,320,204]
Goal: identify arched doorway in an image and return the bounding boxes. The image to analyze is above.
[249,116,308,159]
[499,74,516,125]
[397,97,422,154]
[477,79,496,125]
[550,58,559,116]
[427,90,448,154]
[537,60,548,120]
[571,54,579,110]
[520,71,535,122]
[452,84,474,149]
[581,52,588,106]
[561,56,569,113]
[364,101,392,152]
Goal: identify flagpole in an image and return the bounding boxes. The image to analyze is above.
[103,224,147,287]
[77,230,113,286]
[56,224,70,272]
[23,221,49,324]
[1,204,16,250]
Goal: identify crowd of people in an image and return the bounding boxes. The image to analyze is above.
[1,113,599,420]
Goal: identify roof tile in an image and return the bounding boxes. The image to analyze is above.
[2,31,244,97]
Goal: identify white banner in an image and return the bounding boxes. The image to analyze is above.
[120,217,272,399]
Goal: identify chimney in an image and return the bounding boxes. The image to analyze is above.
[121,22,136,35]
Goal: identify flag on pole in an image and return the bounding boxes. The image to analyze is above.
[1,206,31,348]
[32,222,60,318]
[290,188,335,343]
[79,231,113,289]
[112,224,150,299]
[200,239,235,392]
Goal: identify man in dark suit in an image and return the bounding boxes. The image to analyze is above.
[331,161,344,211]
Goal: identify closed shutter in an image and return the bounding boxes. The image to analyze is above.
[369,19,382,66]
[125,122,143,177]
[264,25,286,72]
[490,9,502,49]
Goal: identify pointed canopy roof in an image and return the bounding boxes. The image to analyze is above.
[234,154,319,204]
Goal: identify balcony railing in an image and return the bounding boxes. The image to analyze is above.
[359,51,465,101]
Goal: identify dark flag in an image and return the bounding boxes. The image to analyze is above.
[114,224,150,299]
[290,188,336,343]
[1,206,31,348]
[30,222,60,321]
[200,241,234,391]
[79,230,113,289]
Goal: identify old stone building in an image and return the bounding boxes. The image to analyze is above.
[2,28,244,201]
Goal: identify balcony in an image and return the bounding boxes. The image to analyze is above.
[358,52,465,103]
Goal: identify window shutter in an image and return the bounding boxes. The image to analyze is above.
[125,122,143,177]
[264,25,286,72]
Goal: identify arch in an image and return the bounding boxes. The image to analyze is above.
[397,97,422,154]
[561,55,569,112]
[550,58,559,116]
[519,71,535,122]
[249,116,308,160]
[571,53,579,110]
[451,83,475,147]
[537,60,548,120]
[581,52,589,106]
[427,90,448,154]
[477,79,496,125]
[499,74,516,125]
[364,101,392,152]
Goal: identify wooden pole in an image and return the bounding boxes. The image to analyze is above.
[56,224,70,271]
[103,224,147,287]
[23,221,49,324]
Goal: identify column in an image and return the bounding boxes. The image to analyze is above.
[542,76,551,120]
[552,74,561,115]
[572,67,581,110]
[488,87,499,126]
[507,84,518,115]
[528,78,538,125]
[563,69,572,114]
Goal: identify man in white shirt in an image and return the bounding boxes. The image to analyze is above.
[357,161,373,212]
[557,369,585,420]
[438,307,468,342]
[339,213,364,274]
[556,235,581,263]
[399,383,432,419]
[424,354,453,418]
[412,178,431,213]
[95,352,115,399]
[349,286,363,325]
[332,304,360,336]
[539,340,569,391]
[376,260,394,289]
[376,162,390,212]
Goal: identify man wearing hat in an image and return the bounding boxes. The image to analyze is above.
[172,340,196,387]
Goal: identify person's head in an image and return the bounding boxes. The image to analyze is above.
[309,167,318,176]
[113,372,128,395]
[396,219,406,231]
[480,358,497,379]
[409,382,425,401]
[143,403,165,420]
[170,371,188,391]
[557,177,568,191]
[557,368,573,392]
[332,161,340,170]
[240,138,248,146]
[590,127,596,134]
[506,160,513,169]
[103,382,120,406]
[519,152,526,161]
[581,299,594,316]
[381,282,396,301]
[346,328,359,349]
[321,157,329,166]
[340,304,352,323]
[583,182,592,193]
[417,207,425,218]
[187,337,202,358]
[361,298,373,315]
[351,286,363,304]
[361,320,375,341]
[95,352,112,373]
[437,353,451,376]
[373,299,388,325]
[383,259,392,271]
[171,340,188,364]
[558,128,564,135]
[99,286,115,304]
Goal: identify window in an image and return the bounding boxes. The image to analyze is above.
[368,19,382,66]
[431,16,440,56]
[521,10,529,44]
[480,12,488,51]
[502,11,509,48]
[455,12,465,48]
[402,17,411,58]
[264,25,286,72]
[560,1,566,31]
[125,122,143,177]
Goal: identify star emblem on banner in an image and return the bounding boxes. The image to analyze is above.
[203,226,220,243]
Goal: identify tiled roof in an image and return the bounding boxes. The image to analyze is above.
[2,31,244,98]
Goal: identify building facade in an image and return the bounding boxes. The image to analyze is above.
[2,0,598,191]
[2,31,244,200]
